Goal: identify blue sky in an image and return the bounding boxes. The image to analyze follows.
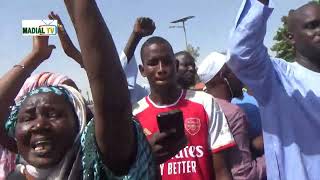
[0,0,309,97]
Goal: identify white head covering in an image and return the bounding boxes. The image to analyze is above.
[197,52,227,84]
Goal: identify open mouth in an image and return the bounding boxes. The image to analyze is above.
[31,140,53,156]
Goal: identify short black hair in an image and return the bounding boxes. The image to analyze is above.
[288,2,320,32]
[174,51,193,59]
[140,36,174,63]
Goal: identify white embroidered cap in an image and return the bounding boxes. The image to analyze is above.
[197,52,227,84]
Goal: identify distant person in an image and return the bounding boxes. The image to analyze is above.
[49,12,154,104]
[198,51,266,180]
[228,0,320,179]
[133,36,236,180]
[175,51,197,89]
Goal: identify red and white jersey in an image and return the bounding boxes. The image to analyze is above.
[133,90,236,180]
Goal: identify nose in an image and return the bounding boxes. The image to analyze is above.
[158,61,168,75]
[30,116,50,132]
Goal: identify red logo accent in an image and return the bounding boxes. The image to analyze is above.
[185,118,201,136]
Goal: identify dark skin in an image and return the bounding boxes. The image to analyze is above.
[175,52,197,89]
[205,65,264,156]
[64,0,135,175]
[140,41,232,179]
[125,17,156,61]
[287,3,320,73]
[258,0,269,5]
[139,43,181,105]
[16,93,77,168]
[206,65,243,101]
[49,12,155,67]
[149,130,187,164]
[139,43,187,164]
[51,12,159,168]
[0,36,55,153]
[48,12,83,67]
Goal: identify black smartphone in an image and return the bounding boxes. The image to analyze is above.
[157,110,185,140]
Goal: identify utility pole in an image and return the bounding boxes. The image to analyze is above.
[169,16,195,49]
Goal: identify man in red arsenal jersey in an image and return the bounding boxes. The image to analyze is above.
[133,36,236,180]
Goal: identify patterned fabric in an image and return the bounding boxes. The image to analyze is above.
[81,119,157,180]
[6,85,157,179]
[0,73,75,179]
[6,86,80,138]
[0,147,15,180]
[15,72,72,102]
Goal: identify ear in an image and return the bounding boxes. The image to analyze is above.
[139,64,146,77]
[219,65,228,79]
[286,32,295,46]
[175,59,180,72]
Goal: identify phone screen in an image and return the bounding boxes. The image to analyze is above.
[157,110,185,139]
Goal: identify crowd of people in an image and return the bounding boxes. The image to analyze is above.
[0,0,319,179]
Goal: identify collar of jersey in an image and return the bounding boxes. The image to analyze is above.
[146,89,185,108]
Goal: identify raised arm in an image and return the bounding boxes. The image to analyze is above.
[124,17,155,62]
[227,0,274,105]
[64,0,135,174]
[259,0,269,5]
[48,11,84,67]
[0,36,55,152]
[121,17,155,99]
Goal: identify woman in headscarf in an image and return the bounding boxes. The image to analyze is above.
[1,72,81,179]
[0,0,157,177]
[15,72,78,102]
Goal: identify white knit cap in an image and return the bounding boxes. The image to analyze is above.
[197,52,227,84]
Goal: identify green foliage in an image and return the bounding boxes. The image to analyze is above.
[186,44,200,61]
[271,16,295,62]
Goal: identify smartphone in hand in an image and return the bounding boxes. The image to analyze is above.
[157,110,186,140]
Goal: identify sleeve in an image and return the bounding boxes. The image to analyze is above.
[207,99,236,153]
[227,0,276,106]
[119,51,138,90]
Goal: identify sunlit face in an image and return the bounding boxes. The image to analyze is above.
[15,92,78,168]
[290,4,320,59]
[140,43,177,89]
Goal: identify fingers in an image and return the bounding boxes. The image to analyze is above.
[135,17,156,34]
[48,44,56,50]
[34,35,49,44]
[150,130,187,164]
[140,17,155,28]
[48,11,62,24]
[48,11,56,20]
[149,131,169,145]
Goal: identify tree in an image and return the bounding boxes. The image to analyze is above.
[271,0,320,61]
[271,16,295,62]
[186,44,200,61]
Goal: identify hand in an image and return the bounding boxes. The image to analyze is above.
[258,0,269,5]
[31,36,56,61]
[49,11,83,66]
[149,130,187,164]
[48,11,63,28]
[133,17,156,38]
